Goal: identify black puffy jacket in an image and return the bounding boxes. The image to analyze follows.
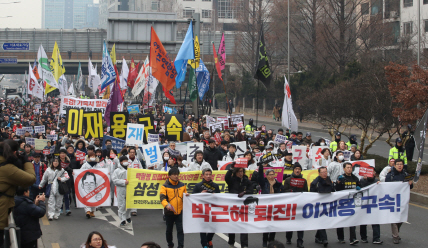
[310,176,335,193]
[386,167,414,189]
[225,169,253,194]
[203,146,223,170]
[13,196,46,244]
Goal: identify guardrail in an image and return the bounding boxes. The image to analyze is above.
[3,212,20,248]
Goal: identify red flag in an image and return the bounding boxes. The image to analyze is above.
[32,65,40,80]
[127,59,139,89]
[213,43,223,81]
[163,86,176,104]
[150,27,177,91]
[114,65,124,103]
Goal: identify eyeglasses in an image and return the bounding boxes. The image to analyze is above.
[83,182,95,187]
[91,238,102,242]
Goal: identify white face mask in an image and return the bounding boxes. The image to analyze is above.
[122,162,129,167]
[164,156,170,161]
[320,142,325,146]
[90,157,96,161]
[338,155,344,161]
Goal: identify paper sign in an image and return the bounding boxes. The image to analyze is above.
[290,178,306,188]
[218,161,235,170]
[75,150,86,161]
[209,122,225,135]
[274,134,287,144]
[102,135,126,153]
[16,128,25,136]
[263,167,284,183]
[236,122,244,129]
[142,143,163,166]
[255,152,263,160]
[22,127,33,134]
[235,158,248,168]
[292,146,307,164]
[214,132,222,143]
[147,133,159,143]
[310,146,329,167]
[232,141,247,158]
[43,149,50,155]
[254,131,261,138]
[35,104,41,109]
[74,169,111,208]
[35,139,49,150]
[351,159,375,179]
[187,142,204,162]
[343,150,352,161]
[47,134,58,141]
[192,122,198,130]
[34,125,45,133]
[127,104,140,114]
[126,123,145,145]
[359,167,374,177]
[216,117,229,129]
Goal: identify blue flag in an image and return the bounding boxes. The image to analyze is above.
[196,59,210,100]
[174,21,195,88]
[100,41,117,91]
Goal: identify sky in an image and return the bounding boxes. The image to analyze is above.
[0,0,98,29]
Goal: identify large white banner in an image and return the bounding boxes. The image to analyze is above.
[59,96,108,115]
[74,169,111,208]
[183,182,409,233]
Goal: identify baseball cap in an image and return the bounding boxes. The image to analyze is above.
[396,137,402,143]
[336,132,341,136]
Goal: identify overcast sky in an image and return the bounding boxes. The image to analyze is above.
[1,0,99,29]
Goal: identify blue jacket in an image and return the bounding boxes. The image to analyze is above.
[13,196,46,244]
[385,167,413,189]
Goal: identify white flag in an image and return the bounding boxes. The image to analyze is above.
[68,83,75,96]
[37,44,59,89]
[88,59,101,96]
[58,75,67,96]
[27,63,38,96]
[132,56,149,97]
[282,76,298,132]
[147,66,159,105]
[120,58,129,90]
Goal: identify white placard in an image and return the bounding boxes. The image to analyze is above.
[73,168,111,208]
[47,134,58,141]
[34,125,45,133]
[125,123,145,146]
[25,137,35,146]
[292,146,308,165]
[232,141,247,158]
[274,134,287,144]
[187,142,204,162]
[142,142,163,167]
[147,133,159,143]
[310,146,329,168]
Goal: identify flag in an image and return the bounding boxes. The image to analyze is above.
[196,59,210,101]
[127,59,139,89]
[120,58,129,90]
[188,35,200,69]
[102,84,111,99]
[111,44,117,65]
[150,27,177,91]
[33,81,44,100]
[163,86,176,104]
[88,59,100,96]
[68,82,75,96]
[254,25,272,86]
[105,81,123,125]
[45,84,56,95]
[32,59,40,80]
[414,108,428,183]
[174,21,195,88]
[133,56,149,97]
[58,75,67,96]
[213,43,222,81]
[27,63,38,96]
[100,41,117,91]
[218,33,226,71]
[77,61,84,91]
[50,41,65,82]
[188,68,197,102]
[37,44,59,89]
[147,72,159,106]
[282,76,298,132]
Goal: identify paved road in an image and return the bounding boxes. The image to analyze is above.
[40,203,428,248]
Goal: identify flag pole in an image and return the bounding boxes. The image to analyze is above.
[256,79,259,127]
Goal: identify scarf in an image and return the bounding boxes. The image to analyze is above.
[268,179,276,194]
[168,147,181,157]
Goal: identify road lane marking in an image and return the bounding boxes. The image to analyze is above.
[92,208,134,236]
[51,243,60,248]
[42,215,50,226]
[410,202,428,210]
[215,233,241,248]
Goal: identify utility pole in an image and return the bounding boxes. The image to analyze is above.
[418,0,421,66]
[287,0,290,82]
[193,12,201,119]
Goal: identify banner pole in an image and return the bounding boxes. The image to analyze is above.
[256,79,259,127]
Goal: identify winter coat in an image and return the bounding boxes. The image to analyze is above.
[13,196,46,244]
[301,138,313,146]
[379,165,392,182]
[39,167,69,195]
[203,146,223,170]
[335,173,361,191]
[225,169,253,194]
[160,178,187,215]
[222,152,237,162]
[32,161,48,187]
[112,166,128,203]
[81,156,103,170]
[188,160,212,171]
[360,177,379,188]
[258,165,284,194]
[385,167,414,189]
[310,176,334,193]
[283,173,309,192]
[318,157,332,168]
[0,156,36,229]
[193,180,220,193]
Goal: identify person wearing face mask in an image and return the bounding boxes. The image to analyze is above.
[0,140,36,244]
[126,147,143,216]
[112,156,132,227]
[330,132,341,152]
[188,150,212,171]
[162,156,178,172]
[222,144,237,161]
[318,148,332,168]
[80,150,102,218]
[39,158,69,220]
[327,151,345,182]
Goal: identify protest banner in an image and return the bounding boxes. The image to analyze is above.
[137,114,155,144]
[263,167,284,183]
[255,152,263,160]
[74,169,111,208]
[34,125,45,133]
[147,133,159,143]
[359,167,374,177]
[214,132,222,143]
[66,109,104,139]
[216,116,229,129]
[228,114,244,128]
[43,149,50,155]
[110,112,129,140]
[59,96,108,114]
[142,143,163,168]
[102,135,126,153]
[16,129,25,136]
[183,182,409,233]
[292,146,308,165]
[274,134,287,144]
[232,141,247,158]
[235,158,248,168]
[127,104,140,114]
[75,150,86,161]
[310,146,329,168]
[236,122,244,129]
[46,134,58,141]
[351,160,375,179]
[35,139,48,150]
[126,168,323,209]
[209,122,225,135]
[187,142,204,162]
[218,161,235,170]
[165,114,184,141]
[126,123,145,146]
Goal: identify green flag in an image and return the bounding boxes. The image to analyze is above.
[189,68,197,101]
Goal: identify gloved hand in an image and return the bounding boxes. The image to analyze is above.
[356,186,361,190]
[238,191,245,198]
[337,175,345,183]
[230,162,236,168]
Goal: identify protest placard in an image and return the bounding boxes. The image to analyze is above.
[126,123,145,145]
[34,125,45,133]
[187,142,204,162]
[142,143,163,167]
[235,158,248,168]
[74,169,111,208]
[35,139,49,150]
[147,133,159,143]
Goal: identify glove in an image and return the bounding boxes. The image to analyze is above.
[337,175,345,182]
[238,191,245,198]
[356,186,361,190]
[230,162,236,168]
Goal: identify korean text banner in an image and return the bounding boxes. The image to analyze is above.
[137,114,155,144]
[66,109,104,139]
[165,114,184,141]
[102,135,125,153]
[110,112,129,140]
[183,182,409,233]
[59,96,108,115]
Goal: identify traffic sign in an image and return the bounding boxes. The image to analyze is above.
[0,58,17,64]
[2,43,29,51]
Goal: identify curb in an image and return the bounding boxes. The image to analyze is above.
[410,192,428,206]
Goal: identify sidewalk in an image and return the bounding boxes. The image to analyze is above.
[210,109,428,146]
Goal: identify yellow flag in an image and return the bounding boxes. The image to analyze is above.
[45,84,56,95]
[188,35,200,69]
[102,84,111,99]
[50,41,65,82]
[111,44,116,65]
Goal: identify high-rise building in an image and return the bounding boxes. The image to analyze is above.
[42,0,99,29]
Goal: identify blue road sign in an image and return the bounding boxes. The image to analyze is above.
[0,58,18,64]
[2,43,29,51]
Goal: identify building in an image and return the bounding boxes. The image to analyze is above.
[42,0,99,29]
